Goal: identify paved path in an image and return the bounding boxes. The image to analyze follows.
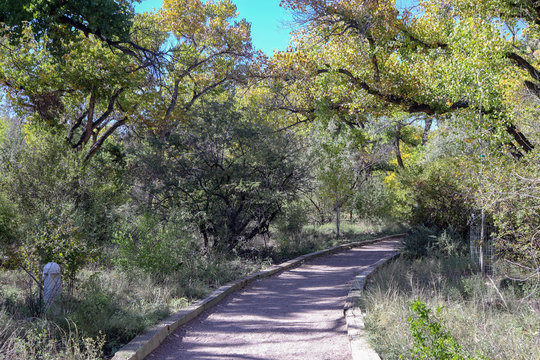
[147,239,400,360]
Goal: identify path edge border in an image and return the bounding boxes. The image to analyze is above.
[111,233,405,360]
[344,244,402,360]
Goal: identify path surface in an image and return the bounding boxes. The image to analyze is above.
[147,239,400,360]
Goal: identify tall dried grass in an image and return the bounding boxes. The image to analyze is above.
[361,256,540,360]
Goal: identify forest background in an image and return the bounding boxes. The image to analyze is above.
[0,0,538,358]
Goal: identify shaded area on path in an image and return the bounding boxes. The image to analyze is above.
[148,239,400,360]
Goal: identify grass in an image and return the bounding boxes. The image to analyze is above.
[0,311,106,360]
[1,252,267,358]
[360,255,540,360]
[272,219,405,260]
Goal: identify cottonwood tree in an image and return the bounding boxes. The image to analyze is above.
[0,0,252,160]
[261,0,539,267]
[269,0,535,157]
[0,0,137,54]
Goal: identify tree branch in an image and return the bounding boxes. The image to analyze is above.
[84,117,126,161]
[92,88,123,129]
[317,66,535,153]
[506,52,540,81]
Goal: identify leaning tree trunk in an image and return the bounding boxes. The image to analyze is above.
[394,123,405,168]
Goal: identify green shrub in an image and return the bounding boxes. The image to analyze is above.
[275,200,310,236]
[0,195,18,268]
[113,213,191,279]
[406,299,477,360]
[354,175,394,220]
[389,158,471,235]
[402,225,439,259]
[436,227,469,257]
[402,226,468,259]
[0,125,125,285]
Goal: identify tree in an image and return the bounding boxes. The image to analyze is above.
[272,0,535,157]
[0,0,136,55]
[0,121,127,283]
[311,120,359,237]
[461,150,540,267]
[128,93,308,252]
[0,0,252,160]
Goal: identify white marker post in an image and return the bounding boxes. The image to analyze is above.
[43,262,61,308]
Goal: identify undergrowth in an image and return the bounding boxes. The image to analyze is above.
[0,220,404,359]
[0,254,265,358]
[274,219,404,260]
[361,255,540,360]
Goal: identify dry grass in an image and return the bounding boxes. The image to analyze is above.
[361,256,540,360]
[0,254,266,358]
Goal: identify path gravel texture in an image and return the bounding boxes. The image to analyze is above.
[147,239,400,360]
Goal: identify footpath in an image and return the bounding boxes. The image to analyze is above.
[128,238,401,360]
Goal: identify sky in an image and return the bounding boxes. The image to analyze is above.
[134,0,296,55]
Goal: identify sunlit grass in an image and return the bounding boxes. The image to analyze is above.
[361,256,540,360]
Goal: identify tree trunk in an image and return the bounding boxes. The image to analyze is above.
[422,118,433,145]
[200,225,209,249]
[393,136,404,168]
[480,209,486,277]
[335,203,341,239]
[394,123,405,168]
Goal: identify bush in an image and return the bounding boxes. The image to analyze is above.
[389,158,471,235]
[0,195,18,268]
[402,226,468,259]
[406,299,477,360]
[0,125,126,285]
[436,227,469,257]
[275,200,310,236]
[402,226,439,259]
[471,153,540,267]
[354,175,394,220]
[113,212,191,279]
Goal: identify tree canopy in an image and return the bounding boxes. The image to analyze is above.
[0,0,538,294]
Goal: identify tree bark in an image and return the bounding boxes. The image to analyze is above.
[335,203,341,239]
[480,209,486,277]
[394,123,405,168]
[422,118,433,145]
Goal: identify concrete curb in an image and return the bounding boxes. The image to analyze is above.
[112,233,405,360]
[344,246,402,360]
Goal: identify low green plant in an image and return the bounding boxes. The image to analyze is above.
[64,273,168,355]
[405,299,477,360]
[113,213,191,279]
[436,227,469,257]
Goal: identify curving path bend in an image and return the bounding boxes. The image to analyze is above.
[147,239,400,360]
